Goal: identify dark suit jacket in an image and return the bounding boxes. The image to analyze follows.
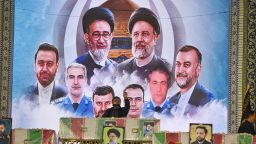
[75,53,117,84]
[117,55,170,80]
[191,140,211,144]
[102,99,130,118]
[20,82,67,106]
[170,82,214,116]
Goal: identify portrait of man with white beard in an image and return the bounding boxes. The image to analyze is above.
[75,7,117,84]
[118,7,170,80]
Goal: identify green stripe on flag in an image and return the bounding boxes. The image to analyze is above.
[96,118,105,139]
[153,132,166,144]
[238,134,253,144]
[28,129,42,144]
[59,118,72,138]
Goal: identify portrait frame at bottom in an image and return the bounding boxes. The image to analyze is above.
[0,118,12,144]
[189,123,212,144]
[143,122,155,139]
[102,126,125,144]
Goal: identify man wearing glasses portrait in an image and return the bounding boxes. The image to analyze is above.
[75,7,117,84]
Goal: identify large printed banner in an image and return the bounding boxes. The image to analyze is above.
[12,0,229,132]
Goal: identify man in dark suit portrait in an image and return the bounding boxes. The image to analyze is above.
[118,7,170,80]
[20,43,67,106]
[75,7,117,84]
[191,126,211,144]
[170,45,213,117]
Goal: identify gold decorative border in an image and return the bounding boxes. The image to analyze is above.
[0,0,13,117]
[0,0,254,132]
[228,0,256,133]
[247,0,256,114]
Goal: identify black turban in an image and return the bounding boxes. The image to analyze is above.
[82,7,115,33]
[128,7,160,35]
[107,128,120,138]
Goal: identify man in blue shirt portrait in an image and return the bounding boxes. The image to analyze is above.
[142,65,173,118]
[58,62,93,117]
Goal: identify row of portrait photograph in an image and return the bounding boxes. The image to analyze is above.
[1,117,213,144]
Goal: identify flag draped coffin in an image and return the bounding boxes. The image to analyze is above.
[224,133,253,144]
[59,118,160,141]
[12,129,56,144]
[59,118,105,140]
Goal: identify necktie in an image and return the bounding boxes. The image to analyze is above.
[72,103,79,111]
[154,106,161,112]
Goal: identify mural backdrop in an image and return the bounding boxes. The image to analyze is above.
[12,0,229,132]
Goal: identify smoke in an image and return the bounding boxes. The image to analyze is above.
[12,70,227,133]
[160,100,227,133]
[12,100,75,132]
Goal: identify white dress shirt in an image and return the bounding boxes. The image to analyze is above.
[174,82,197,117]
[38,81,54,105]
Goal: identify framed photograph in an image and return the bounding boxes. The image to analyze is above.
[102,126,125,144]
[143,122,155,139]
[189,123,212,144]
[0,118,12,144]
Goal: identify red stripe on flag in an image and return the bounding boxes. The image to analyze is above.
[213,134,224,144]
[115,119,126,127]
[42,130,55,144]
[11,129,15,144]
[166,132,180,143]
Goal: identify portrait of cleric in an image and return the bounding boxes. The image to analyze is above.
[143,122,154,139]
[118,7,170,81]
[74,7,117,85]
[170,45,214,117]
[103,127,124,144]
[0,119,11,144]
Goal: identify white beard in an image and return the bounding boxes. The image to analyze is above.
[133,45,153,59]
[90,48,109,61]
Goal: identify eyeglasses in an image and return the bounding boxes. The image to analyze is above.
[91,31,111,40]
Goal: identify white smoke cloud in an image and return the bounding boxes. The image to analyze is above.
[12,100,76,132]
[160,100,227,133]
[12,70,227,133]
